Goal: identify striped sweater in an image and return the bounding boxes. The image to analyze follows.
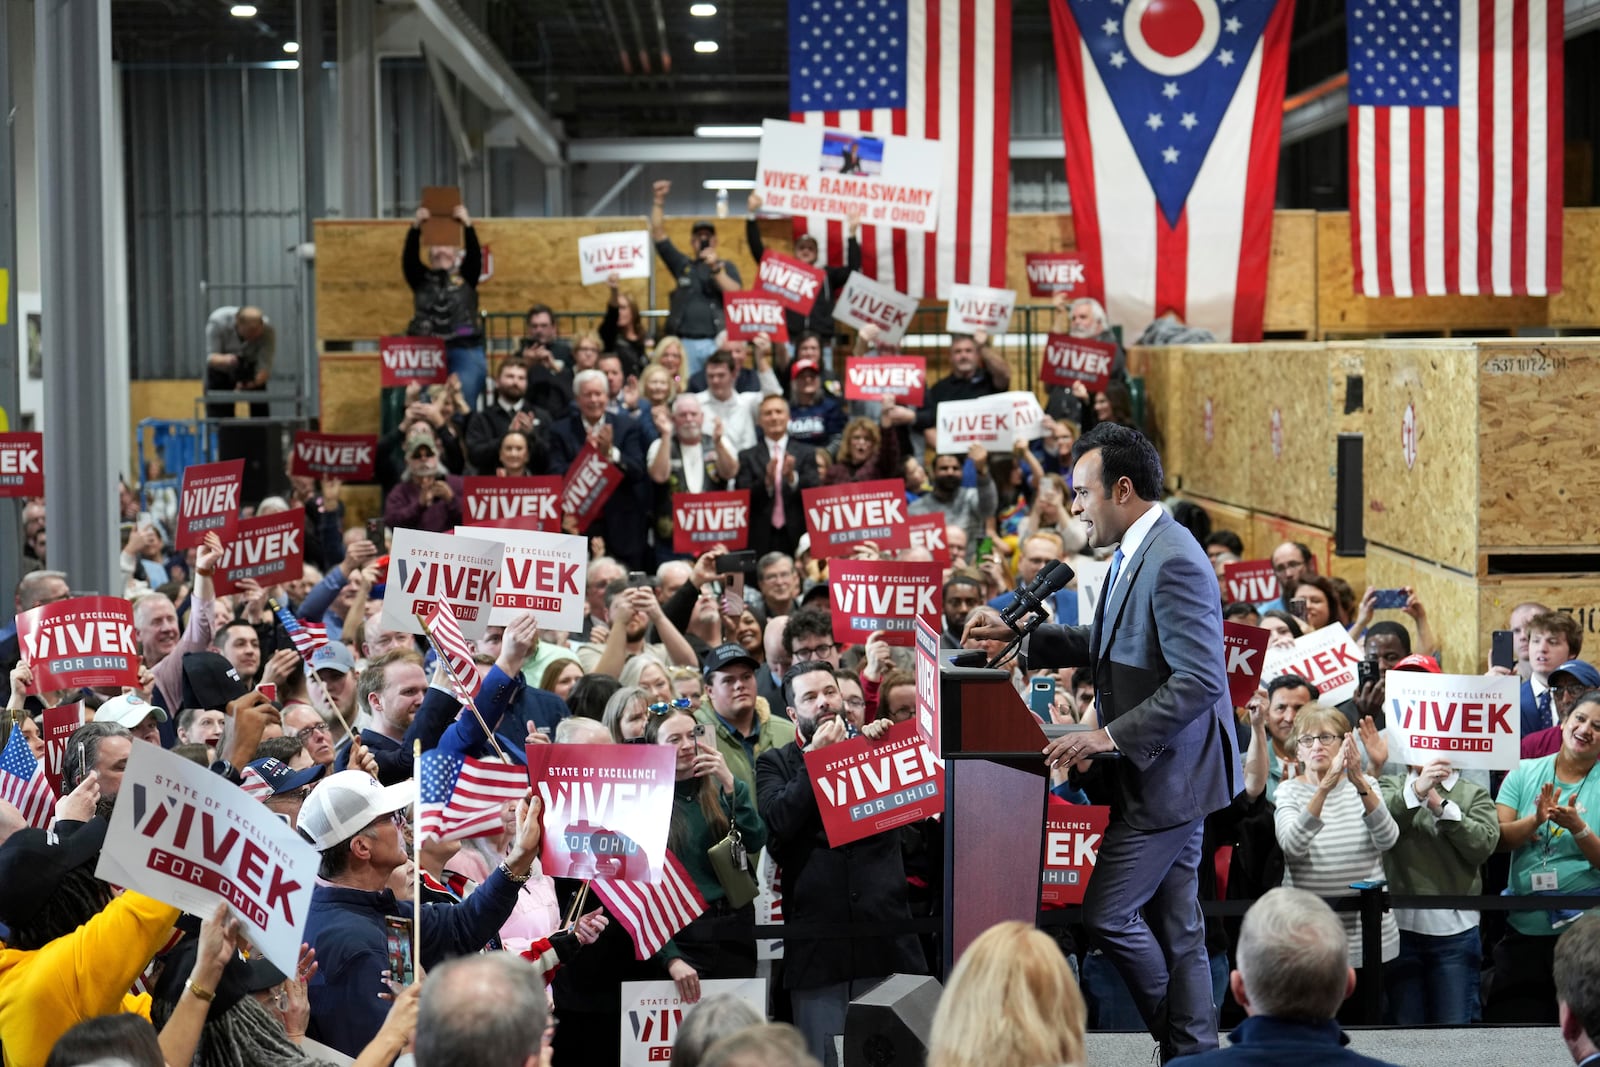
[1274,775,1401,967]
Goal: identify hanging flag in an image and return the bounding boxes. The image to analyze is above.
[417,750,530,843]
[0,720,55,829]
[787,0,1011,299]
[1049,0,1295,341]
[426,599,483,703]
[1348,0,1563,297]
[591,851,709,961]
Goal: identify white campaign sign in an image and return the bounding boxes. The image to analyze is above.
[456,525,586,630]
[1261,622,1367,705]
[944,284,1017,335]
[577,230,653,286]
[619,978,767,1066]
[98,744,319,977]
[1076,558,1111,628]
[381,528,505,640]
[754,847,784,961]
[755,118,943,232]
[934,391,1046,453]
[831,273,920,345]
[1387,671,1522,771]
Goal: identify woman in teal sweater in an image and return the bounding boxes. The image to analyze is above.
[645,704,768,987]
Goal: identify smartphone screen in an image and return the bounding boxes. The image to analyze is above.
[384,916,415,986]
[721,573,745,617]
[1289,598,1309,621]
[1491,630,1515,671]
[365,519,385,550]
[1372,588,1409,610]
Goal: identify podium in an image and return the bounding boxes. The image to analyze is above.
[934,659,1051,978]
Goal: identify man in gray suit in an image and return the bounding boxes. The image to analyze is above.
[966,422,1241,1062]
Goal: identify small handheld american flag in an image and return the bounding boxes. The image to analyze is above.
[0,718,56,828]
[417,749,530,843]
[591,851,709,961]
[271,599,329,663]
[424,600,484,703]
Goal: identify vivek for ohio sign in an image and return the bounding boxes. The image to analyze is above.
[457,525,586,631]
[525,743,676,883]
[843,356,925,406]
[1387,672,1522,771]
[463,476,563,532]
[756,251,826,314]
[175,459,244,550]
[211,508,305,596]
[16,597,141,693]
[672,490,750,554]
[379,336,448,388]
[801,479,910,558]
[755,118,942,231]
[382,528,504,640]
[804,719,944,848]
[1262,623,1366,705]
[829,560,942,648]
[291,432,377,481]
[577,230,652,287]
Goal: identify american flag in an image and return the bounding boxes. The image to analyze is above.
[273,601,329,662]
[591,851,708,961]
[1348,0,1563,296]
[1049,0,1294,341]
[787,0,1010,299]
[417,749,529,843]
[0,719,55,829]
[426,600,483,703]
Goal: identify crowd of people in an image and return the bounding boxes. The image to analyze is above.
[3,183,1598,1067]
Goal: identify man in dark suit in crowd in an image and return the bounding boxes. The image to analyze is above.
[462,356,550,475]
[548,369,649,569]
[736,394,821,559]
[966,422,1241,1062]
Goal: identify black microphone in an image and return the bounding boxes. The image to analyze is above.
[999,559,1071,628]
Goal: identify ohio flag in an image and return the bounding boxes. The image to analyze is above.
[1050,0,1295,341]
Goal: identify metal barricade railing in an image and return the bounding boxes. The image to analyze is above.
[136,418,218,510]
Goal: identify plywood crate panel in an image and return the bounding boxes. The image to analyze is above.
[1132,345,1191,491]
[318,353,382,437]
[1479,573,1600,672]
[1173,347,1258,507]
[1248,343,1338,530]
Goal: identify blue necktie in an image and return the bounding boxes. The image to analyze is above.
[1537,689,1554,732]
[1105,547,1125,600]
[1093,548,1125,722]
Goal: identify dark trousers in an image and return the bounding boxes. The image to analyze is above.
[671,900,758,980]
[1484,927,1559,1024]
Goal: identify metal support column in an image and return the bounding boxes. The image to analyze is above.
[0,0,25,590]
[338,0,377,217]
[36,0,124,595]
[298,0,325,417]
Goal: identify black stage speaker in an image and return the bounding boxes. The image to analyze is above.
[1335,433,1365,556]
[843,974,942,1067]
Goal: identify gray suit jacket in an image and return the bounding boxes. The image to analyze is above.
[1028,510,1241,830]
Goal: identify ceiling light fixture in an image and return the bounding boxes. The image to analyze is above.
[690,2,717,14]
[702,179,757,190]
[694,125,763,138]
[283,41,300,54]
[693,40,719,53]
[229,4,258,17]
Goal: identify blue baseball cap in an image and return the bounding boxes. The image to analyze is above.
[1552,660,1600,690]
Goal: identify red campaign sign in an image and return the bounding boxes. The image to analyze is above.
[1024,253,1093,298]
[16,597,142,694]
[559,443,625,534]
[0,432,44,498]
[379,336,449,388]
[756,250,826,315]
[722,293,790,343]
[525,743,676,883]
[1223,560,1280,606]
[673,490,750,554]
[914,617,942,758]
[175,459,245,550]
[212,508,305,596]
[829,559,942,648]
[42,703,86,798]
[906,514,950,562]
[1223,621,1271,709]
[1039,334,1116,392]
[801,479,911,559]
[804,719,945,848]
[291,432,377,481]
[842,356,926,407]
[1040,797,1110,907]
[463,476,563,532]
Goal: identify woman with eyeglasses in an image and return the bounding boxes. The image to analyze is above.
[642,704,768,1000]
[1273,706,1399,1020]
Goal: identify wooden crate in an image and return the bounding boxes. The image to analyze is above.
[318,353,382,436]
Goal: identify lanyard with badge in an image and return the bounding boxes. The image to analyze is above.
[1534,761,1597,891]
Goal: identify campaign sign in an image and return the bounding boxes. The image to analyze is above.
[175,459,245,550]
[378,336,448,388]
[212,508,305,596]
[945,284,1017,335]
[16,596,141,694]
[915,617,942,758]
[1076,558,1111,629]
[672,490,750,554]
[934,391,1046,453]
[829,560,942,648]
[1262,623,1367,705]
[801,479,911,558]
[832,273,919,345]
[755,118,943,232]
[42,703,86,797]
[843,356,926,406]
[382,528,504,640]
[463,476,563,532]
[560,443,625,534]
[1223,560,1281,606]
[756,250,826,314]
[0,432,44,497]
[723,293,790,343]
[754,848,784,961]
[457,526,586,631]
[804,719,944,848]
[1041,797,1110,907]
[906,513,950,562]
[578,230,652,287]
[1039,335,1116,393]
[1388,671,1521,771]
[619,978,767,1067]
[99,743,319,977]
[525,743,675,883]
[1025,252,1093,297]
[1223,621,1271,709]
[290,432,377,481]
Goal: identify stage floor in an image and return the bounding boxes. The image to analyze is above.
[1084,1025,1566,1065]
